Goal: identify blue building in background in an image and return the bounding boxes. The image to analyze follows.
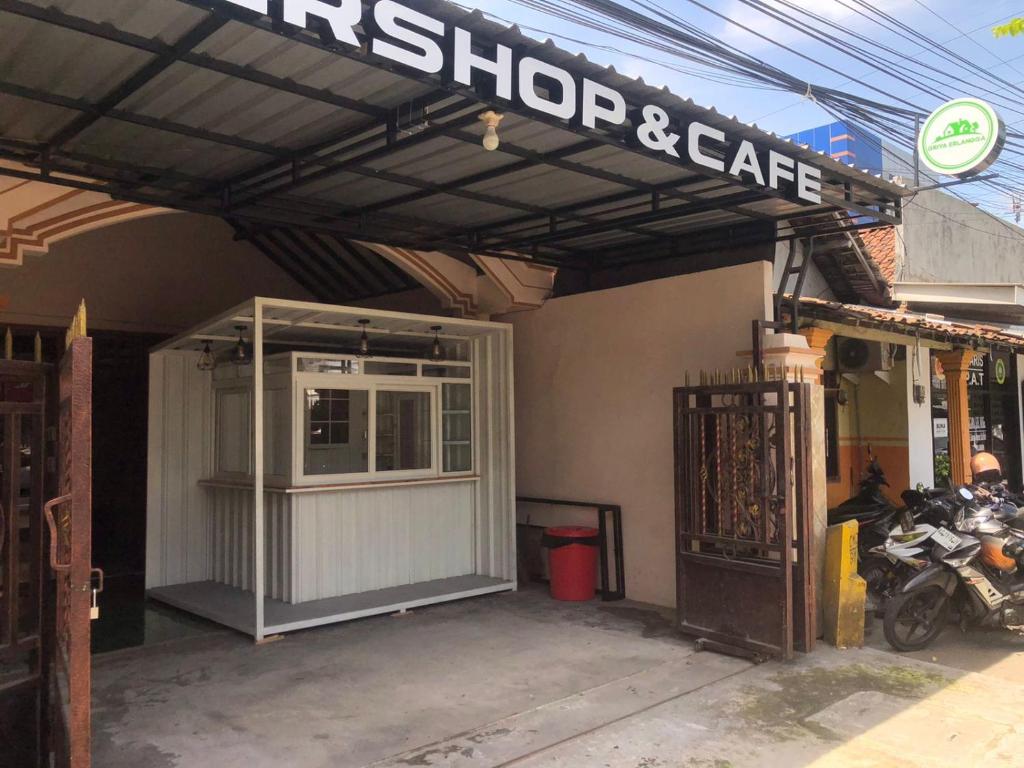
[786,121,884,176]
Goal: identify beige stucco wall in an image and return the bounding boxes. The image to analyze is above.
[0,212,313,333]
[502,261,773,607]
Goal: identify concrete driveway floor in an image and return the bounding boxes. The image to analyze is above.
[92,588,1024,768]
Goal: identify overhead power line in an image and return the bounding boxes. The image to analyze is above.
[491,0,1024,221]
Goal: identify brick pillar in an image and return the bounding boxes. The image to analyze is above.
[759,330,832,636]
[936,348,975,485]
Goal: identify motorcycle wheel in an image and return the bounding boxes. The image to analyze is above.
[859,557,894,615]
[860,556,891,594]
[883,586,950,652]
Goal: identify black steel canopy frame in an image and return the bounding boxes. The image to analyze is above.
[0,0,905,275]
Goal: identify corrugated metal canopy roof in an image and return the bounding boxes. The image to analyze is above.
[0,0,908,272]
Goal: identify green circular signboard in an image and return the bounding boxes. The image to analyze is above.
[996,358,1007,385]
[919,98,1005,177]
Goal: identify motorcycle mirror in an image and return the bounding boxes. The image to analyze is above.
[958,487,974,503]
[899,509,915,533]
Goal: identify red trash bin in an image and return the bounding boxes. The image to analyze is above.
[544,526,599,601]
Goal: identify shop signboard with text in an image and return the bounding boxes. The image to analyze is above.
[919,98,1005,177]
[222,0,826,204]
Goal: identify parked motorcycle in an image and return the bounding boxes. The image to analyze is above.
[829,456,905,599]
[828,455,895,528]
[877,487,1024,651]
[970,481,1024,532]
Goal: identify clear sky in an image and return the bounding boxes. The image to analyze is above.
[460,0,1024,215]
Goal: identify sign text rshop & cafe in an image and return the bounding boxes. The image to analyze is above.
[225,0,825,204]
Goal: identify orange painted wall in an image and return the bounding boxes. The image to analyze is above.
[827,355,910,508]
[828,443,910,508]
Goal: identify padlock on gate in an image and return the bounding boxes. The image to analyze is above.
[90,567,104,621]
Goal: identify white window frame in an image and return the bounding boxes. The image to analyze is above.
[213,383,252,480]
[210,351,474,487]
[293,378,440,484]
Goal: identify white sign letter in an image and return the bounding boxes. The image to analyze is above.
[581,79,625,129]
[283,0,360,46]
[797,163,822,204]
[518,57,577,121]
[453,27,513,100]
[767,151,795,190]
[372,0,444,74]
[688,122,725,172]
[728,140,765,185]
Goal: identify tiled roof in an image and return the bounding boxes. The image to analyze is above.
[794,296,1024,351]
[856,226,898,284]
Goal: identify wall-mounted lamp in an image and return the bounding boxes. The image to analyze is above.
[430,325,444,362]
[231,326,248,365]
[478,110,504,151]
[196,340,216,372]
[356,319,373,359]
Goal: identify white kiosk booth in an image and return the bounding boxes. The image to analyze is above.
[145,298,516,640]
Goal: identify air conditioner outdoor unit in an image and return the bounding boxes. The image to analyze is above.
[837,338,893,379]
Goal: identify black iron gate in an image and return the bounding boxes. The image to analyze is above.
[0,360,47,768]
[45,321,95,768]
[1,307,95,767]
[673,375,815,660]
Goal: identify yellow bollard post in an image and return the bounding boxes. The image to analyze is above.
[823,520,867,648]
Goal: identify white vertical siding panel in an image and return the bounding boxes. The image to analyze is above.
[268,484,475,603]
[146,351,213,589]
[285,483,475,602]
[227,489,237,587]
[185,366,210,582]
[163,354,185,586]
[145,355,165,588]
[294,494,318,603]
[281,496,292,602]
[470,329,516,582]
[216,490,227,583]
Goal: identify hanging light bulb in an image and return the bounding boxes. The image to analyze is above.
[478,110,503,151]
[196,340,216,372]
[430,325,444,362]
[356,319,372,359]
[231,325,248,365]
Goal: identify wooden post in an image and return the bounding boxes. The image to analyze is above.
[937,348,976,485]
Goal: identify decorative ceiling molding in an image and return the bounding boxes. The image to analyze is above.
[358,241,556,318]
[0,177,171,267]
[357,242,482,317]
[471,255,556,313]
